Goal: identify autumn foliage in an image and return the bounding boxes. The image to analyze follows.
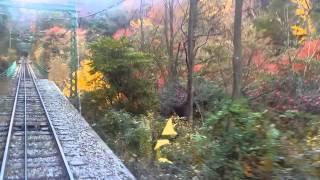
[24,0,320,179]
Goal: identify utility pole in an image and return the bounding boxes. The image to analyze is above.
[9,22,11,49]
[69,1,81,112]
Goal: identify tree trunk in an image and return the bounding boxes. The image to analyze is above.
[232,0,244,100]
[186,0,198,123]
[164,0,177,83]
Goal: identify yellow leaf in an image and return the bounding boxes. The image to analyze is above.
[300,0,311,10]
[154,139,170,150]
[158,158,173,164]
[291,25,307,36]
[162,118,177,136]
[225,0,233,11]
[292,0,311,10]
[295,8,305,16]
[62,60,107,97]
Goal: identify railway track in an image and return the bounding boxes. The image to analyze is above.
[0,65,22,168]
[0,61,74,179]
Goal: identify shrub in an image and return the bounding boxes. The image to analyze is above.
[193,76,225,116]
[161,100,281,179]
[94,110,157,158]
[89,37,157,114]
[94,110,164,178]
[246,75,320,113]
[0,58,9,74]
[159,77,225,119]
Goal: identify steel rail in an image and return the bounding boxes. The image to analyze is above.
[27,63,74,180]
[0,61,23,179]
[23,62,28,180]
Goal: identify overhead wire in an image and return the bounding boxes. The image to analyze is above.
[3,0,127,110]
[78,0,125,19]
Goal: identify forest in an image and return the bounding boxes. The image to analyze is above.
[1,0,320,179]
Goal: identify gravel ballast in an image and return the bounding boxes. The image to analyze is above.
[37,79,135,180]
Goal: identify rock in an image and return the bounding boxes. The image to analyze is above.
[70,159,86,166]
[192,176,200,180]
